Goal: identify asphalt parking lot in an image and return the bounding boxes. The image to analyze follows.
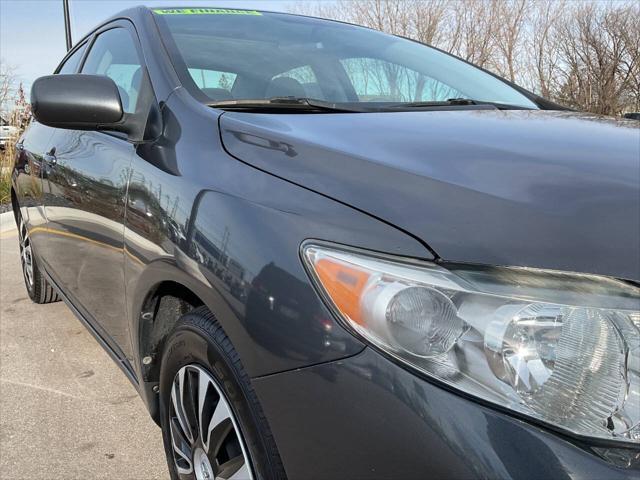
[0,212,169,479]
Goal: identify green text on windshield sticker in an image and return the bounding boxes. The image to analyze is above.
[153,8,262,15]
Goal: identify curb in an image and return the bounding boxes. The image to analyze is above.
[1,211,16,235]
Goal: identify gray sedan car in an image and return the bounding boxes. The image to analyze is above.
[11,6,640,479]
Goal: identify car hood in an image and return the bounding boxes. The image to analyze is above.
[219,109,640,281]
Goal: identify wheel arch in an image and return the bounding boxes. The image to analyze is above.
[134,276,209,424]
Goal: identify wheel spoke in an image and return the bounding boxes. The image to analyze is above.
[204,395,232,454]
[198,369,212,448]
[183,368,201,439]
[172,368,194,443]
[216,455,250,480]
[18,219,34,287]
[170,416,194,474]
[24,246,33,284]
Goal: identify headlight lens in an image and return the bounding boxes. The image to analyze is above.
[303,244,640,444]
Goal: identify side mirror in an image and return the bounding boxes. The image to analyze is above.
[31,74,129,134]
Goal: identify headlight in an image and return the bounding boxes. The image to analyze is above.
[302,243,640,444]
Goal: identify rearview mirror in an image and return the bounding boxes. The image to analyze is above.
[31,74,129,133]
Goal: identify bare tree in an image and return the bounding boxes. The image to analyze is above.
[609,3,640,113]
[0,60,17,116]
[554,2,640,115]
[528,0,564,98]
[412,0,450,46]
[493,0,529,82]
[291,0,640,115]
[10,83,32,129]
[293,0,450,44]
[448,0,500,68]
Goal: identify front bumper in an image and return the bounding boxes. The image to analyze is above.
[253,348,639,479]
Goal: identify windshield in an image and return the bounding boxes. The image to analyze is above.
[154,8,539,110]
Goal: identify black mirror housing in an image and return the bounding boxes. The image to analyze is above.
[31,74,127,133]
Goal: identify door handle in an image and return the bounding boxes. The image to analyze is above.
[44,148,57,166]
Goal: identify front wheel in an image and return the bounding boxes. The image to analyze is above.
[159,307,286,480]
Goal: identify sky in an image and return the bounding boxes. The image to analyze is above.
[0,0,301,91]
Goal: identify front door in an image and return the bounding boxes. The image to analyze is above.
[42,23,145,360]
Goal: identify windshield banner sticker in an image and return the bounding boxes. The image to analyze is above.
[153,8,262,15]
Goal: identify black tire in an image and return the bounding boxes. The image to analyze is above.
[17,212,60,304]
[159,306,286,480]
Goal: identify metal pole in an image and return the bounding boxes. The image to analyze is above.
[63,0,72,51]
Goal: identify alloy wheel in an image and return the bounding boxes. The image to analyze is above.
[169,364,253,480]
[18,217,34,288]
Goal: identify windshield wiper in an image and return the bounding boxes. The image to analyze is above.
[386,98,531,110]
[209,97,366,113]
[210,97,531,113]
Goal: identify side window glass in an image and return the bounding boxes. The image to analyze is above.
[82,27,143,114]
[188,68,237,100]
[188,68,237,90]
[57,43,88,74]
[341,58,464,102]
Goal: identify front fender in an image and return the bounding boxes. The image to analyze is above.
[126,183,432,380]
[124,90,433,419]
